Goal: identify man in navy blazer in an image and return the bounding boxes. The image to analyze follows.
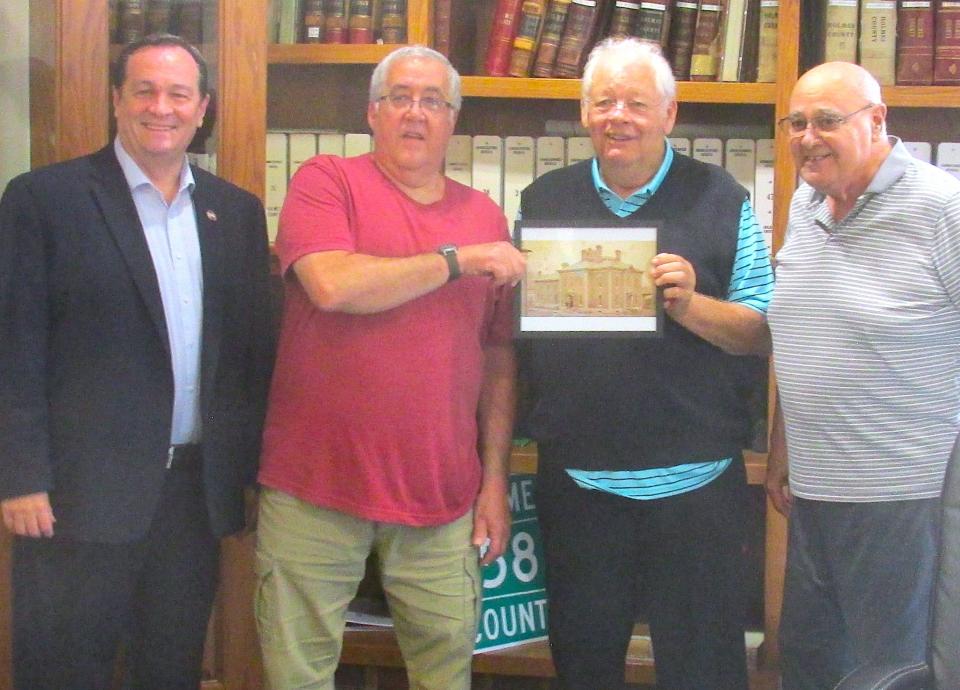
[0,34,273,690]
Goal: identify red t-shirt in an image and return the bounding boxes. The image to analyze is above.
[258,154,514,526]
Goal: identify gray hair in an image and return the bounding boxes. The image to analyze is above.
[581,38,676,106]
[369,45,462,111]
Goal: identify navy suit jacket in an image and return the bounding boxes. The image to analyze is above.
[0,145,274,542]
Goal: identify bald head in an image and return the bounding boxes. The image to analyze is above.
[794,62,883,106]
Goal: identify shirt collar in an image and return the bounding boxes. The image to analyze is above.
[114,137,194,196]
[592,140,673,211]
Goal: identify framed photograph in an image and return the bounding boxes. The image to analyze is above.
[515,220,662,337]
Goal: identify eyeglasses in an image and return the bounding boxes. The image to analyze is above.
[586,97,657,117]
[777,103,876,136]
[378,93,454,114]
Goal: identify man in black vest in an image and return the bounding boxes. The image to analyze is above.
[519,38,772,690]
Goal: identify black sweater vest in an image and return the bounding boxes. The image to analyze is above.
[518,155,765,470]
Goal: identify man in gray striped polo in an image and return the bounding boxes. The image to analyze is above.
[767,61,960,689]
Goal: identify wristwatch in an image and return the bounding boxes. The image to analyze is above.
[438,244,461,282]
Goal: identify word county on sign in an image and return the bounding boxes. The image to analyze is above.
[474,473,548,653]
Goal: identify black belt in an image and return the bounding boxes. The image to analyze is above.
[166,444,203,471]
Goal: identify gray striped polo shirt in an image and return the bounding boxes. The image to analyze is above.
[768,137,960,501]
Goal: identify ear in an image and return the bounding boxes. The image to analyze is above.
[580,100,590,129]
[662,100,678,136]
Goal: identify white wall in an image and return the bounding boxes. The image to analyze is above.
[1,0,31,189]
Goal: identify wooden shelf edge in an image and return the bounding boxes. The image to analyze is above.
[881,85,960,108]
[268,42,404,64]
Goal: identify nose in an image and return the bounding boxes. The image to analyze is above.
[147,93,173,115]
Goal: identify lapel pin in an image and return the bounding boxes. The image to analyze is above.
[206,210,218,221]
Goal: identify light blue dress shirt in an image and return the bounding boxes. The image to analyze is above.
[114,138,204,445]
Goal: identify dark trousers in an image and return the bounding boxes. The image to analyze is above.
[12,467,219,690]
[536,451,749,690]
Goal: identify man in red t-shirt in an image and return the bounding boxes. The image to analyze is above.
[255,45,526,690]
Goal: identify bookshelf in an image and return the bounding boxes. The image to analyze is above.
[9,1,960,689]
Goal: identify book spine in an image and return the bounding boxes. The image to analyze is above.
[823,0,859,62]
[635,1,671,47]
[718,0,748,81]
[485,0,526,76]
[609,1,642,35]
[755,0,778,80]
[145,0,173,34]
[508,0,550,76]
[532,0,573,76]
[349,0,374,42]
[736,0,761,81]
[858,0,897,84]
[302,0,326,42]
[175,0,204,44]
[896,0,934,84]
[689,0,724,81]
[935,0,960,83]
[434,0,454,54]
[667,1,700,79]
[118,0,146,44]
[324,0,349,43]
[553,0,600,78]
[380,0,406,42]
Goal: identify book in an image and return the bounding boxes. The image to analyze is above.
[445,134,473,186]
[689,0,725,81]
[532,0,573,77]
[288,131,318,174]
[535,136,566,177]
[823,0,859,62]
[736,0,762,81]
[434,0,477,74]
[349,0,374,43]
[316,130,346,155]
[472,135,505,207]
[380,0,406,42]
[756,0,778,81]
[724,138,756,199]
[174,0,203,44]
[934,0,960,83]
[145,0,173,34]
[566,136,595,164]
[503,136,536,229]
[904,140,932,162]
[667,0,700,79]
[265,132,289,243]
[485,0,526,76]
[896,0,934,84]
[118,0,146,44]
[508,0,551,77]
[344,132,372,156]
[936,142,960,179]
[858,0,897,84]
[635,0,672,49]
[754,138,774,252]
[691,136,723,165]
[277,0,302,43]
[668,136,692,155]
[609,1,641,36]
[302,0,326,42]
[324,0,349,43]
[719,0,749,81]
[553,0,604,78]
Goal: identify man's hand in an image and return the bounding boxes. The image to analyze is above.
[458,241,526,287]
[651,253,696,317]
[472,480,511,566]
[2,492,55,538]
[765,455,792,517]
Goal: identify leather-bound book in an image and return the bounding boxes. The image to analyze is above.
[349,0,374,42]
[324,0,349,43]
[667,0,700,79]
[858,0,897,84]
[935,0,960,83]
[532,0,573,76]
[609,0,641,36]
[635,0,673,48]
[553,0,605,78]
[175,0,204,45]
[897,0,934,84]
[380,0,407,43]
[434,0,478,73]
[823,0,859,62]
[145,0,173,34]
[689,0,724,80]
[118,0,146,43]
[484,0,526,76]
[755,0,778,80]
[302,0,326,42]
[508,0,551,76]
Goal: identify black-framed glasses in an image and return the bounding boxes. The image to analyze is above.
[777,103,876,136]
[378,93,454,114]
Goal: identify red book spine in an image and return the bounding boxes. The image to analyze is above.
[484,0,526,76]
[934,0,960,83]
[897,0,934,84]
[434,0,454,54]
